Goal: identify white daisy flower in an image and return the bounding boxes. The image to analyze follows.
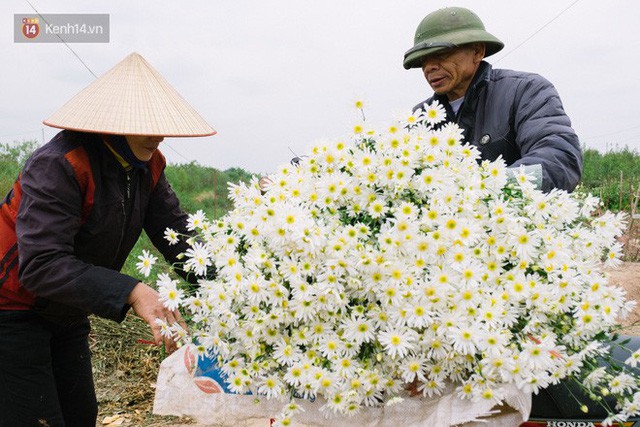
[135,249,157,277]
[378,327,417,359]
[419,101,446,126]
[184,242,212,276]
[157,273,184,311]
[186,209,208,231]
[625,349,640,368]
[163,227,179,245]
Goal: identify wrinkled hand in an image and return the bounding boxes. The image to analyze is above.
[127,282,187,354]
[405,379,421,397]
[258,176,273,193]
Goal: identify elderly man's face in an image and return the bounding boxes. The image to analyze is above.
[421,43,485,101]
[125,135,165,161]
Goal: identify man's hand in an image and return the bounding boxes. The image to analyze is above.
[127,282,187,354]
[258,176,273,193]
[405,379,421,396]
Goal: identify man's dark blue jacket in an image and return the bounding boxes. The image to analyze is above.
[415,61,582,192]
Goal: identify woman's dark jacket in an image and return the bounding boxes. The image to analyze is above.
[0,130,191,323]
[415,61,582,192]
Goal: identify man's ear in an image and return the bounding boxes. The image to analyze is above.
[473,43,486,63]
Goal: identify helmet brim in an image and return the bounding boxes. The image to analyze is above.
[403,30,504,69]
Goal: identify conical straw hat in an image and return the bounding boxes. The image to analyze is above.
[43,52,216,137]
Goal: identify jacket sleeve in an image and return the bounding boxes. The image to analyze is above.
[16,151,139,322]
[510,74,583,192]
[144,171,199,284]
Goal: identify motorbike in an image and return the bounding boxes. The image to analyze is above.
[522,335,640,427]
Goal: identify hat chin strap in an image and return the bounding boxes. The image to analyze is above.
[404,41,459,59]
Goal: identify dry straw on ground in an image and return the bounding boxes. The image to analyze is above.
[91,314,194,426]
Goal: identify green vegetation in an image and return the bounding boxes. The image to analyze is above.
[0,139,37,188]
[164,163,253,215]
[581,147,640,212]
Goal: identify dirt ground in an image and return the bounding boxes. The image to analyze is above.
[607,262,640,334]
[98,262,640,427]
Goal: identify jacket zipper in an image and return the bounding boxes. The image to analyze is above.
[126,171,131,199]
[111,170,132,266]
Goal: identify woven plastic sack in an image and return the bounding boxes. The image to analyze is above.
[153,345,530,426]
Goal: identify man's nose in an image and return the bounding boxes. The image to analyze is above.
[422,58,439,73]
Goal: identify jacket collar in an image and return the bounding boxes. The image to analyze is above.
[467,60,492,97]
[101,135,148,171]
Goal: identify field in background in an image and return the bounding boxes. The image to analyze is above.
[582,147,640,213]
[1,140,639,425]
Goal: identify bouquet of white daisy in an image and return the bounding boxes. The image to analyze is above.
[144,102,640,426]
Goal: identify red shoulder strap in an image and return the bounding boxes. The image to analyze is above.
[148,150,166,191]
[64,147,95,224]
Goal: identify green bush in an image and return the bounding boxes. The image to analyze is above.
[0,140,39,189]
[163,162,254,218]
[580,147,640,212]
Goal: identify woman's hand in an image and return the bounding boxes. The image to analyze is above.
[127,282,187,354]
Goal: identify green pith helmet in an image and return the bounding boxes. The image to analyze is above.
[403,7,504,69]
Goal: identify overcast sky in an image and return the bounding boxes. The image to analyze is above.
[2,0,639,174]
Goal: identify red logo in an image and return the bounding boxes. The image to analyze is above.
[21,17,40,39]
[183,345,197,374]
[193,376,224,394]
